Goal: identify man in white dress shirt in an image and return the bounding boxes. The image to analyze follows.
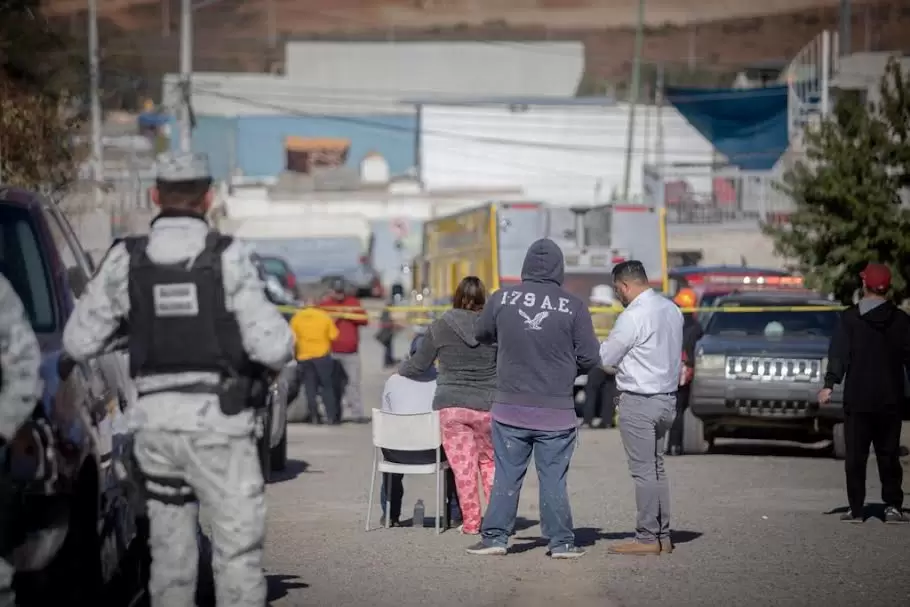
[599,261,683,556]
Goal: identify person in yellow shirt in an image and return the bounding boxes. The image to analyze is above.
[290,294,341,425]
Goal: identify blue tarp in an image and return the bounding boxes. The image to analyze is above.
[665,85,789,171]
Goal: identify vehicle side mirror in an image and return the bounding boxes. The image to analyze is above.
[67,267,88,299]
[57,353,77,380]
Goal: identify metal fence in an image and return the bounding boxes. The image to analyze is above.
[642,162,796,225]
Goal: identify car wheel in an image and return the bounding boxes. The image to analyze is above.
[682,408,710,455]
[270,427,288,472]
[832,422,846,460]
[48,468,104,603]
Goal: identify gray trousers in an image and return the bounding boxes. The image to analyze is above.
[134,429,266,607]
[617,392,677,543]
[335,352,363,418]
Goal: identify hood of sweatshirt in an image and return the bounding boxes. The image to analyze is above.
[441,308,481,347]
[859,298,898,329]
[520,238,565,286]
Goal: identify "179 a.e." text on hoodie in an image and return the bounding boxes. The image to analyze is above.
[476,239,600,427]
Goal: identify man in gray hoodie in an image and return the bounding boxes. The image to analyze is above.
[466,239,600,558]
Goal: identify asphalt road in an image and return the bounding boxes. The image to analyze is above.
[260,329,910,607]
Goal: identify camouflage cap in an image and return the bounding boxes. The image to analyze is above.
[155,151,211,182]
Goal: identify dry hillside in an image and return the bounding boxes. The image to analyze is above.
[41,0,910,100]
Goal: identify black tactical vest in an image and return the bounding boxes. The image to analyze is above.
[124,232,249,380]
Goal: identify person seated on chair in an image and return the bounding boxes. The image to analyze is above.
[379,335,461,527]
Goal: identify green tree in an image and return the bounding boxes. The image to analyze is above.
[0,1,83,194]
[764,58,910,303]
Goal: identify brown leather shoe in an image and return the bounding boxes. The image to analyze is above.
[608,540,661,555]
[660,538,674,554]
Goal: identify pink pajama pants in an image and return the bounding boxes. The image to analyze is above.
[439,407,495,533]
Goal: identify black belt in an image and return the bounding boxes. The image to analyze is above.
[137,382,219,398]
[143,472,198,506]
[621,390,678,398]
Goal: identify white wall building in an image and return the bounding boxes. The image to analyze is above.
[415,97,715,205]
[163,41,585,117]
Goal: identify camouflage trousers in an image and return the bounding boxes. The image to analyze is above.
[0,557,13,607]
[133,429,267,607]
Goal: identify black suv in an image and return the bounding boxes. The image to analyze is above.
[0,187,143,603]
[686,291,846,457]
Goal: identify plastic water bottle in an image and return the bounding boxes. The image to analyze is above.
[413,499,425,527]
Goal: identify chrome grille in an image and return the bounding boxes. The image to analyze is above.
[725,399,813,417]
[724,357,821,382]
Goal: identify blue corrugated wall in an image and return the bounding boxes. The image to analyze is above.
[171,114,417,180]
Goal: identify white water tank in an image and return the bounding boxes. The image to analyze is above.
[360,152,390,184]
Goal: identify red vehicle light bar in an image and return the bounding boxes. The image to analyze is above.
[689,274,804,288]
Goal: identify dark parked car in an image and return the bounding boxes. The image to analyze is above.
[254,254,297,295]
[0,187,143,604]
[686,291,845,457]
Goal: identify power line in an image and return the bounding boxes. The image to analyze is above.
[183,80,790,104]
[192,85,795,161]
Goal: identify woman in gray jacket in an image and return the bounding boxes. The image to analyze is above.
[399,276,497,535]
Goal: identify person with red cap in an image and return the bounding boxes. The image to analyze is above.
[819,262,909,524]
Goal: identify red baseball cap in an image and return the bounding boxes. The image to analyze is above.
[860,263,892,291]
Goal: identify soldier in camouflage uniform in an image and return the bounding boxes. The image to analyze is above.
[0,275,43,607]
[62,152,295,607]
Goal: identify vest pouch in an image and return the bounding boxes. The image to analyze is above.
[217,375,255,416]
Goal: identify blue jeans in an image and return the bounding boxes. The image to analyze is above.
[481,421,577,550]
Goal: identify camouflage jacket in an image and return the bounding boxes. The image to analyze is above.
[0,274,42,442]
[62,216,295,435]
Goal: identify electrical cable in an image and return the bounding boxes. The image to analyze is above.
[193,85,795,161]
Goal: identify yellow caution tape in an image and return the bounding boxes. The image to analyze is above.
[384,305,846,314]
[275,303,846,324]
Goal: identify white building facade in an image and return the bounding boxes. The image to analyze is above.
[415,98,714,205]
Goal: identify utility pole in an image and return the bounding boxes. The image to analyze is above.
[655,62,665,168]
[840,0,851,56]
[179,0,193,153]
[162,0,171,38]
[266,0,277,50]
[89,0,103,206]
[620,0,645,201]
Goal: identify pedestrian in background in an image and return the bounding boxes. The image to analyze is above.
[583,284,621,429]
[467,239,600,559]
[600,260,682,555]
[380,335,460,527]
[62,152,295,607]
[0,274,43,607]
[376,303,401,369]
[819,263,908,524]
[290,291,341,425]
[399,276,497,535]
[666,288,702,456]
[320,278,369,423]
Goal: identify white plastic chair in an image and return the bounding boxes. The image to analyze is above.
[365,408,449,533]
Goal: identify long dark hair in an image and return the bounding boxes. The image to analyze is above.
[452,276,486,311]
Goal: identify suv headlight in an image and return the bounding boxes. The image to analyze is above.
[695,349,726,373]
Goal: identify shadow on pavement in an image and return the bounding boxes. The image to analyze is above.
[267,573,309,604]
[270,459,312,484]
[509,528,703,553]
[708,440,832,459]
[825,503,910,521]
[514,517,539,532]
